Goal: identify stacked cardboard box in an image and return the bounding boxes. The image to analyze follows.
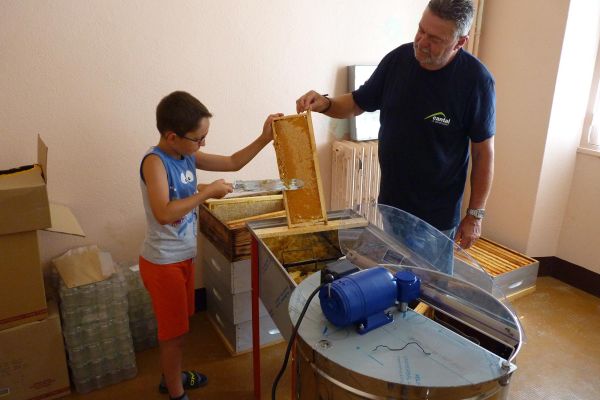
[0,136,84,400]
[0,302,70,400]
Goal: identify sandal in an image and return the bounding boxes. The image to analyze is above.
[158,370,208,394]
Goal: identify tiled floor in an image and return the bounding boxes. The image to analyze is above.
[508,277,600,400]
[64,277,600,399]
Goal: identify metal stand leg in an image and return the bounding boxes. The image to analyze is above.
[291,339,297,399]
[251,237,261,400]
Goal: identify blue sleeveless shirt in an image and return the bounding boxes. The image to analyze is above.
[140,147,198,264]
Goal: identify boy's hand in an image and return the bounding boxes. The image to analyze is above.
[260,113,284,142]
[198,179,233,199]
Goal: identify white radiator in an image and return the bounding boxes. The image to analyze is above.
[331,140,380,223]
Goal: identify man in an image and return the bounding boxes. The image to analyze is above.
[296,0,494,251]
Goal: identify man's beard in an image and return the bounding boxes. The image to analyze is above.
[413,43,452,69]
[413,43,434,65]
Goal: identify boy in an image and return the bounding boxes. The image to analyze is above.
[139,91,282,400]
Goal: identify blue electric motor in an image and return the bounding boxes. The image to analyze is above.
[319,266,421,334]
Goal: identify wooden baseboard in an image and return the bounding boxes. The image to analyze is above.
[536,256,600,297]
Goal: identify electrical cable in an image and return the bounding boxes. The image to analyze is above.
[271,274,334,400]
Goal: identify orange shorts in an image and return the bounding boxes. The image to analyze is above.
[139,256,195,341]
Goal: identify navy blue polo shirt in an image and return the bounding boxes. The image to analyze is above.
[353,43,495,230]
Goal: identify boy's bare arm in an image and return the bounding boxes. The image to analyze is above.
[195,113,283,172]
[142,155,232,225]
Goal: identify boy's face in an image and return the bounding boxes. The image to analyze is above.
[168,117,209,155]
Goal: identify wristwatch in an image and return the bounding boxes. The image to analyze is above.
[467,208,485,219]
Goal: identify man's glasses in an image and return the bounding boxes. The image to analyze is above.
[181,135,205,144]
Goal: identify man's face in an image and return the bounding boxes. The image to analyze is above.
[413,8,467,70]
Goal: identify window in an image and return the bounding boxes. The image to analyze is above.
[582,38,600,150]
[588,90,600,147]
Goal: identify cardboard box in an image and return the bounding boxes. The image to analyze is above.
[0,136,83,237]
[0,137,51,235]
[0,136,85,331]
[0,301,71,400]
[0,231,46,331]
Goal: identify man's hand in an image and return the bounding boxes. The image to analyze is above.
[454,215,482,249]
[296,90,329,113]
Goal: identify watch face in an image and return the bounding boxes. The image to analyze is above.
[468,209,485,218]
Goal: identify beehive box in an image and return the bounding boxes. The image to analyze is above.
[456,237,538,300]
[198,196,286,355]
[198,194,285,262]
[206,304,282,355]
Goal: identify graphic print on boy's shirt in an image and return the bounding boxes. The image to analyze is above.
[169,168,196,238]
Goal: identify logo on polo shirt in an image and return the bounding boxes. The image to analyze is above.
[424,112,451,126]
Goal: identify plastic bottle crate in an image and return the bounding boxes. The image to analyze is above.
[121,264,159,352]
[73,359,137,394]
[58,271,138,393]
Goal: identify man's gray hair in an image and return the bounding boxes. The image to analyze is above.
[427,0,474,37]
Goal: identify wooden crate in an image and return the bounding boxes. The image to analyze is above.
[198,194,284,262]
[457,237,539,300]
[272,111,328,228]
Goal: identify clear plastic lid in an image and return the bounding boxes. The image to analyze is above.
[336,205,524,359]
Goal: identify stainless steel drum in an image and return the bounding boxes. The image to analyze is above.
[251,205,524,400]
[291,271,518,399]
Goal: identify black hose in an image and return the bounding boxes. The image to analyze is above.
[271,274,334,400]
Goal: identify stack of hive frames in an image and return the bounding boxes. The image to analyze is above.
[455,237,539,300]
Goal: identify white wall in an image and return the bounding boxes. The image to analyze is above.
[3,0,599,275]
[555,2,600,274]
[558,153,600,273]
[527,0,600,255]
[0,0,428,268]
[478,0,600,274]
[476,0,570,253]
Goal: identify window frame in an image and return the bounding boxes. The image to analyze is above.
[580,35,600,151]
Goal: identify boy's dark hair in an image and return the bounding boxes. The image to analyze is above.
[156,91,212,137]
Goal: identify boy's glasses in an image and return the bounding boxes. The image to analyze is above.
[181,135,205,144]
